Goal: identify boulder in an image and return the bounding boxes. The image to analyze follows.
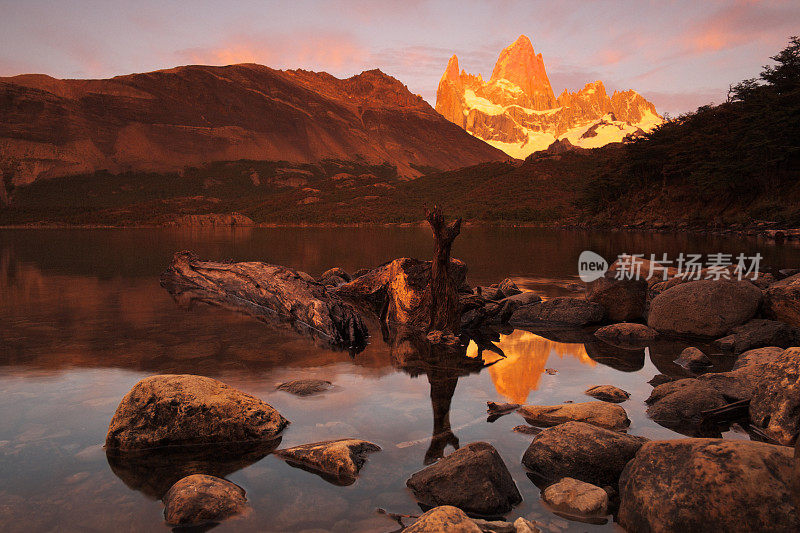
[518,402,630,430]
[404,506,482,533]
[276,379,333,396]
[593,323,658,345]
[275,439,380,485]
[647,279,762,337]
[750,347,800,445]
[584,385,630,403]
[522,421,646,487]
[618,439,798,532]
[406,442,522,516]
[163,474,248,527]
[497,278,522,298]
[764,273,800,327]
[586,273,647,322]
[542,477,609,518]
[105,375,288,450]
[645,379,726,436]
[716,318,800,354]
[697,346,785,401]
[673,347,712,371]
[509,298,604,327]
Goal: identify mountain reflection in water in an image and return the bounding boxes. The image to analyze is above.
[472,330,595,404]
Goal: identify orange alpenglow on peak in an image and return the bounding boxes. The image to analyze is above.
[434,35,663,159]
[489,35,556,110]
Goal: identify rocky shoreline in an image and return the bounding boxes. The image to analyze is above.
[99,240,800,530]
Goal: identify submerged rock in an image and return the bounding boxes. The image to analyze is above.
[163,474,248,527]
[105,374,288,450]
[618,439,798,532]
[764,273,800,328]
[715,319,800,354]
[584,385,630,403]
[522,422,646,487]
[673,346,712,371]
[586,273,647,322]
[647,279,762,337]
[750,347,800,446]
[518,402,630,430]
[276,379,333,396]
[645,379,726,436]
[510,297,605,326]
[593,323,658,345]
[697,346,785,401]
[275,438,380,485]
[406,442,522,516]
[404,506,482,533]
[542,477,609,518]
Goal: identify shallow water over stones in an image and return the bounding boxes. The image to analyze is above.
[1,227,798,532]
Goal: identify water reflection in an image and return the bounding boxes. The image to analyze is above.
[106,438,282,500]
[475,330,595,404]
[390,327,488,465]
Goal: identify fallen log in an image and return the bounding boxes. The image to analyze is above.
[160,251,368,350]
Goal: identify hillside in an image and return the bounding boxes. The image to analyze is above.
[0,64,507,185]
[1,39,798,228]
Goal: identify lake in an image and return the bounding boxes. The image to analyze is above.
[1,227,798,532]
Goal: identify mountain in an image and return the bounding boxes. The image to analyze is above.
[436,35,663,158]
[0,64,507,185]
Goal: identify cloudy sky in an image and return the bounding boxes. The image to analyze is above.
[1,0,797,115]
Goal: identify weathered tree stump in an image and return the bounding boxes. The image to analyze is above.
[416,206,462,334]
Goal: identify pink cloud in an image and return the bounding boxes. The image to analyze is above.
[175,31,369,73]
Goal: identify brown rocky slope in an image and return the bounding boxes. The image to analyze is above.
[0,64,507,184]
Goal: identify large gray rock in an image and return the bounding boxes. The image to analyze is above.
[163,474,248,527]
[750,347,800,446]
[715,319,800,354]
[522,421,646,487]
[647,279,762,337]
[497,278,522,298]
[406,442,522,516]
[274,438,380,485]
[510,297,604,327]
[764,273,800,328]
[105,375,288,450]
[586,273,647,322]
[518,402,630,430]
[619,439,798,532]
[404,506,483,533]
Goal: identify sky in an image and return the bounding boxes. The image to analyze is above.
[1,0,797,116]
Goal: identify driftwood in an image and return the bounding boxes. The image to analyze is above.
[160,251,368,350]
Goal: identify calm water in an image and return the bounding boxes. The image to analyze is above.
[1,227,798,532]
